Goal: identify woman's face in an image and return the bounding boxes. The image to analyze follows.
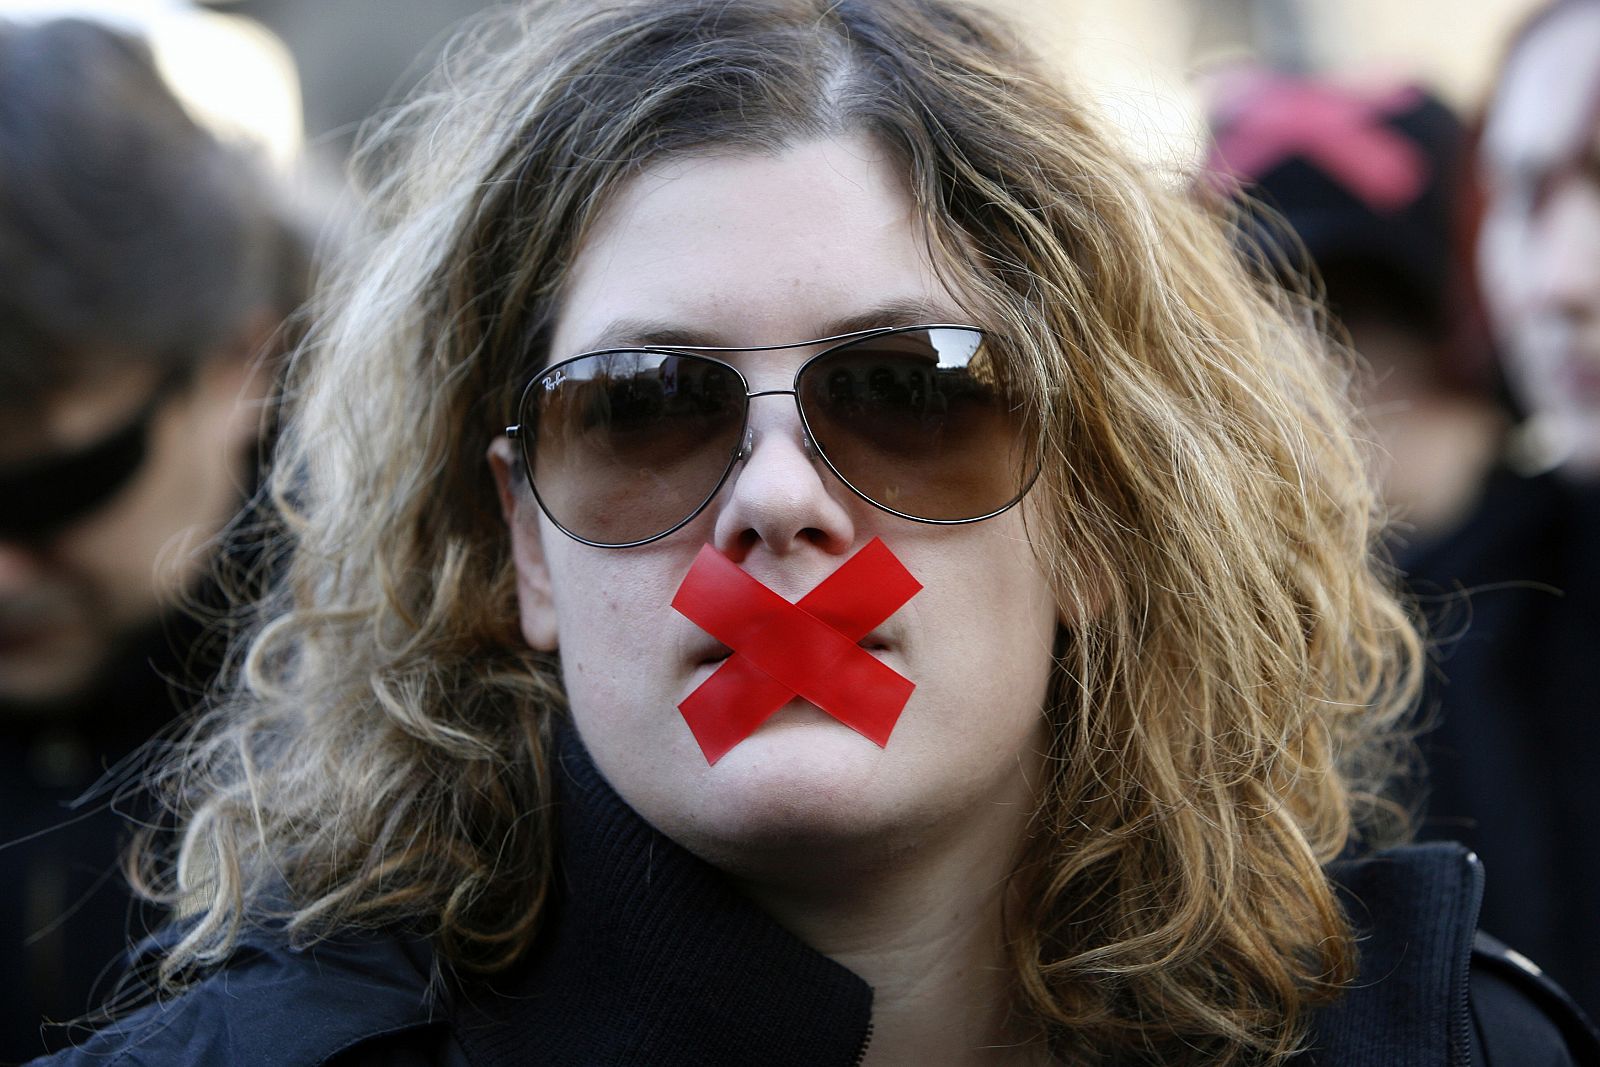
[492,134,1062,875]
[1479,3,1600,474]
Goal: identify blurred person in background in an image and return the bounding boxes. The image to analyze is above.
[1205,69,1508,546]
[0,18,308,1060]
[1401,0,1600,1023]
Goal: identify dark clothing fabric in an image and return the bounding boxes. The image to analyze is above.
[1402,467,1600,1021]
[1474,934,1600,1067]
[1,478,265,1065]
[31,726,1599,1067]
[0,617,197,1065]
[449,724,872,1067]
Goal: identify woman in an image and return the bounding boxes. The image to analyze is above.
[39,1,1595,1064]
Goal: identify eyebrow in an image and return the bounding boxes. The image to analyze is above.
[569,298,970,355]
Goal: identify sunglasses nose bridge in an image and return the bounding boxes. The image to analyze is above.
[736,389,814,462]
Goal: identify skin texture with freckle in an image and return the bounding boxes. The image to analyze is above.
[489,135,1062,886]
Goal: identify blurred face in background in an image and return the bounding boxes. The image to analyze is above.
[0,349,260,712]
[1479,1,1600,477]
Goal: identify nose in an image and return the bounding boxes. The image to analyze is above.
[710,394,856,560]
[1528,178,1600,323]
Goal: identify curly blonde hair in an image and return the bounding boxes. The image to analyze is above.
[136,2,1422,1063]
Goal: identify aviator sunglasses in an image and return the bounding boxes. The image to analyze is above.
[507,324,1041,548]
[0,365,190,542]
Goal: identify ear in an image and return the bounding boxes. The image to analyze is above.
[488,437,560,652]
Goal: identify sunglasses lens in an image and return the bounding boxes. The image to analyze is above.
[798,328,1037,521]
[522,351,746,545]
[0,369,185,542]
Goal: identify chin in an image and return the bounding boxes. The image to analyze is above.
[674,712,916,861]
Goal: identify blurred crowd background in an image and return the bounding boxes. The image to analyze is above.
[2,0,1596,1061]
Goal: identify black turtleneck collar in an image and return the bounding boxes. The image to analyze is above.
[452,722,874,1067]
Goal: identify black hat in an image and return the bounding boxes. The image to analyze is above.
[1205,67,1466,336]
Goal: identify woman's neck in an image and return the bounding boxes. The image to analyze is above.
[732,790,1052,1065]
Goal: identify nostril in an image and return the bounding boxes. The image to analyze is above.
[728,528,762,557]
[799,526,834,548]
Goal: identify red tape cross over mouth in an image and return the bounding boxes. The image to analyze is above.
[671,537,923,764]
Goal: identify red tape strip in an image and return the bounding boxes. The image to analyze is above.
[672,537,923,764]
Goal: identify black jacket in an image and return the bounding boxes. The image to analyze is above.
[0,620,192,1066]
[32,727,1600,1066]
[1402,468,1600,1023]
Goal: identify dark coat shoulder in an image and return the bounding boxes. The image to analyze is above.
[29,928,445,1067]
[1471,932,1600,1067]
[1309,842,1599,1066]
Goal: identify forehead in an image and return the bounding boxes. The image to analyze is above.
[1484,4,1600,176]
[549,135,964,361]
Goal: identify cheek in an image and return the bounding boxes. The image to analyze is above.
[50,453,203,619]
[1478,209,1529,322]
[899,527,1058,721]
[542,549,696,714]
[550,574,632,681]
[550,601,652,746]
